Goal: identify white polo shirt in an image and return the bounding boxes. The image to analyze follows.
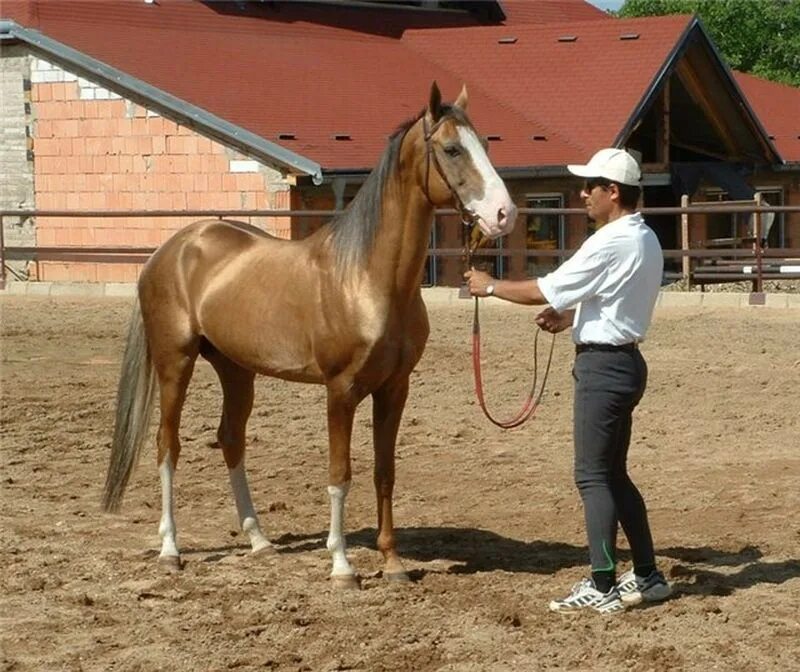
[537,212,663,345]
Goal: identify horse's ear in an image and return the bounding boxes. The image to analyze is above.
[428,81,443,122]
[454,84,468,111]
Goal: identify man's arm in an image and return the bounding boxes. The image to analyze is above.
[464,269,548,305]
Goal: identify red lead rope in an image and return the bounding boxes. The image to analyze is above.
[471,295,556,429]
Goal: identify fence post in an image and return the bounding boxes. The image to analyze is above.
[754,192,764,295]
[680,194,690,287]
[0,214,5,290]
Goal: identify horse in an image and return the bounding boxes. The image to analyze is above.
[101,82,517,587]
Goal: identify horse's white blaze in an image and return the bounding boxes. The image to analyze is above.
[158,460,179,559]
[326,481,355,577]
[229,461,273,553]
[457,126,517,238]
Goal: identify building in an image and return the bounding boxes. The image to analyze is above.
[1,0,798,285]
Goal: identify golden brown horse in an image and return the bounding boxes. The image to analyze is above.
[102,83,517,587]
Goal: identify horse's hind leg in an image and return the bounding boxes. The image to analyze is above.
[152,345,198,570]
[372,375,410,582]
[203,345,274,555]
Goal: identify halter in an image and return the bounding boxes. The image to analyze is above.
[421,114,556,429]
[421,114,480,229]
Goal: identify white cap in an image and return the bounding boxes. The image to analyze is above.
[567,148,641,186]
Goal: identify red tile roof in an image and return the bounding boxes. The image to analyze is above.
[733,71,800,163]
[4,0,529,170]
[2,1,790,173]
[406,15,695,165]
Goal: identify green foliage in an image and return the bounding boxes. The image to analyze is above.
[617,0,800,86]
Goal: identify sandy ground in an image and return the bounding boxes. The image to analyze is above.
[1,295,799,672]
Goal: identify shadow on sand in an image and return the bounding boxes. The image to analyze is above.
[179,528,800,598]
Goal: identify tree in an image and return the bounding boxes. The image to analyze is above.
[617,0,800,87]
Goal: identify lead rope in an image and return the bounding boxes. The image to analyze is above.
[466,232,557,429]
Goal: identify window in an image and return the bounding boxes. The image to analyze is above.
[525,194,564,277]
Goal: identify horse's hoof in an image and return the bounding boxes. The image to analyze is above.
[330,574,360,590]
[385,571,411,583]
[251,544,278,557]
[158,555,183,572]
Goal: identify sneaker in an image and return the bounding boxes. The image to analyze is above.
[548,578,625,614]
[617,569,672,604]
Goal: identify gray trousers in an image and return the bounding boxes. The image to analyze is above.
[573,348,655,574]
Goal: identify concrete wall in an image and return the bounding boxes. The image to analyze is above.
[0,45,36,279]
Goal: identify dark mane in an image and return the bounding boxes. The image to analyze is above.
[328,105,467,272]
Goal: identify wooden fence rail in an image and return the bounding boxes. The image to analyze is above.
[2,204,799,292]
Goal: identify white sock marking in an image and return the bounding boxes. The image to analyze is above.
[229,460,273,553]
[326,481,355,577]
[158,460,179,559]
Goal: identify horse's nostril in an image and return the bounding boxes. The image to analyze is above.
[498,208,506,224]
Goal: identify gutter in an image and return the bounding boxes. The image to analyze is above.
[0,20,323,185]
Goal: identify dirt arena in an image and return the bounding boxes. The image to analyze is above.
[1,294,798,671]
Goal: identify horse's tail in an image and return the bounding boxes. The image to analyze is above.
[102,296,156,512]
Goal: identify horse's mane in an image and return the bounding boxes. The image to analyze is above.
[328,104,465,273]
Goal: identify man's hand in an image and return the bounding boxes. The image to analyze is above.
[464,268,496,297]
[535,306,573,333]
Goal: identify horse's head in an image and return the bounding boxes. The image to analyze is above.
[416,82,517,239]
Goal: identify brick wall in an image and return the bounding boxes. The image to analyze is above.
[28,57,293,282]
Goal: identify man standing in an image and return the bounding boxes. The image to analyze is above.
[465,148,671,614]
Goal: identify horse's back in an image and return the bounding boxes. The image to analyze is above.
[141,218,287,285]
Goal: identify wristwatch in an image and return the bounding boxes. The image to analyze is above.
[485,284,495,296]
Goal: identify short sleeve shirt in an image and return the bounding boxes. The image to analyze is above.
[537,212,663,345]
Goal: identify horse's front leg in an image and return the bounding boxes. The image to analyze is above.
[372,375,410,582]
[325,383,359,589]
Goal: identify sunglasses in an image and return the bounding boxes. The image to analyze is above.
[584,178,613,192]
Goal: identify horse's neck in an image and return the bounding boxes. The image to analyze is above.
[369,184,434,301]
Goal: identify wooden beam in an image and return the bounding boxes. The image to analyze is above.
[660,83,670,164]
[675,60,737,155]
[670,138,731,162]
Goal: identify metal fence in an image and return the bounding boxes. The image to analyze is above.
[2,204,799,293]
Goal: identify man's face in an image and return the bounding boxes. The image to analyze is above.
[580,179,618,224]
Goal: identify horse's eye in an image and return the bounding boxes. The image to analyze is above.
[444,145,461,158]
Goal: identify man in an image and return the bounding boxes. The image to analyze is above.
[465,148,671,614]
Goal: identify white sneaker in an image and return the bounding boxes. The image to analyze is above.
[617,569,672,605]
[548,578,625,614]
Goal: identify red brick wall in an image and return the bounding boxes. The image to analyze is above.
[31,80,290,282]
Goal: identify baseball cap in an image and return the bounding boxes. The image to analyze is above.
[567,148,641,186]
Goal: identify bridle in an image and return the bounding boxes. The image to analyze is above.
[422,114,480,228]
[422,113,556,429]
